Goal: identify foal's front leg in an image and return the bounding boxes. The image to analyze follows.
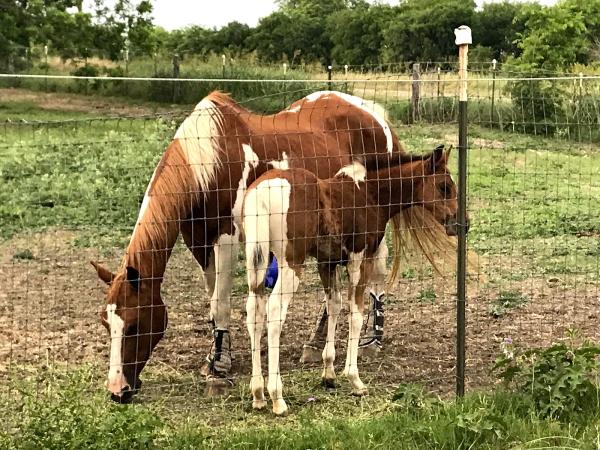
[267,265,300,415]
[344,252,372,396]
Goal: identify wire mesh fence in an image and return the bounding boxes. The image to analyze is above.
[0,68,598,421]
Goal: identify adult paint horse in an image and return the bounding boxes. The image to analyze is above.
[242,145,457,415]
[92,90,426,403]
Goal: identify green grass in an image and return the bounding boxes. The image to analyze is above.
[2,364,600,449]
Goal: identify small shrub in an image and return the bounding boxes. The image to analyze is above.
[488,290,528,318]
[494,333,600,421]
[417,287,437,303]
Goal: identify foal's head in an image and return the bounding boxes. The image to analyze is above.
[412,145,462,236]
[91,262,167,403]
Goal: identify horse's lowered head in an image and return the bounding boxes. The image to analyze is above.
[91,261,167,403]
[409,144,465,236]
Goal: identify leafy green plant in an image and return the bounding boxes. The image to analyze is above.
[416,287,437,303]
[488,290,528,318]
[494,333,600,421]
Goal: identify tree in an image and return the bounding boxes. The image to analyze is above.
[382,0,476,62]
[514,3,587,69]
[210,21,252,57]
[327,4,392,65]
[473,1,526,60]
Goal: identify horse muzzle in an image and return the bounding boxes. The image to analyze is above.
[109,379,142,404]
[444,216,470,236]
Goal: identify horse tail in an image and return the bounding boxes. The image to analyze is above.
[243,186,270,291]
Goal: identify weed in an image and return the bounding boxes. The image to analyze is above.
[488,290,528,318]
[493,332,600,421]
[416,287,437,303]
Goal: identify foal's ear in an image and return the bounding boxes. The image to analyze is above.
[428,144,448,172]
[91,261,115,285]
[126,266,141,291]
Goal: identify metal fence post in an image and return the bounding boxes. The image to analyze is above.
[455,25,471,398]
[327,65,333,90]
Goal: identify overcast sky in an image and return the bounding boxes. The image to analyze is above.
[87,0,559,31]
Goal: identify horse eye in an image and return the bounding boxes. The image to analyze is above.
[126,324,138,336]
[439,183,451,196]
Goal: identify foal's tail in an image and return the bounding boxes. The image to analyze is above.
[243,186,270,291]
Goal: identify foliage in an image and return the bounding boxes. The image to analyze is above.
[494,334,600,421]
[488,290,528,318]
[382,0,476,62]
[327,5,391,66]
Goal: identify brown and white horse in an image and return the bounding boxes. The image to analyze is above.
[91,90,425,402]
[242,145,457,415]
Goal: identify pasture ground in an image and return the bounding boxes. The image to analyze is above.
[0,90,598,448]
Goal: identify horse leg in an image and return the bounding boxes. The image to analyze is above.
[319,264,342,388]
[266,263,300,415]
[359,240,387,356]
[246,287,267,409]
[205,230,239,382]
[343,251,372,396]
[300,265,341,364]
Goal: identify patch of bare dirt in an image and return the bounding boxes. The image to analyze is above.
[1,229,598,395]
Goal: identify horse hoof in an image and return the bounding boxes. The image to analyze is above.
[321,378,336,390]
[204,377,234,398]
[300,345,322,364]
[272,400,289,416]
[199,362,210,377]
[352,387,368,397]
[252,399,267,410]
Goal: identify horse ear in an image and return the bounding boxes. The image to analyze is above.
[446,145,453,159]
[91,261,115,285]
[428,145,447,173]
[126,266,141,291]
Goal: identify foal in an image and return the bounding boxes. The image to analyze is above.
[242,145,458,415]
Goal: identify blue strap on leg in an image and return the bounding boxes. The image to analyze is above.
[264,253,278,288]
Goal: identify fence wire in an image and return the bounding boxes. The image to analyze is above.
[0,69,598,421]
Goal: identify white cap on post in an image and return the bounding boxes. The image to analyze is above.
[454,25,472,46]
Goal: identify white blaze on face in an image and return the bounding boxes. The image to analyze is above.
[106,304,128,395]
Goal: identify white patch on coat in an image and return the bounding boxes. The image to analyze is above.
[268,152,289,170]
[305,91,393,153]
[231,144,260,228]
[243,178,292,290]
[335,161,366,186]
[175,98,224,191]
[106,304,127,394]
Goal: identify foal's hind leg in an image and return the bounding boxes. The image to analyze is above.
[266,263,300,415]
[318,264,342,388]
[246,288,267,409]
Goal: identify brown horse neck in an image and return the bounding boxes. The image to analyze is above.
[124,141,198,280]
[365,160,427,219]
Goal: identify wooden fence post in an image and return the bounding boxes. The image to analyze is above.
[172,53,180,103]
[411,63,420,122]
